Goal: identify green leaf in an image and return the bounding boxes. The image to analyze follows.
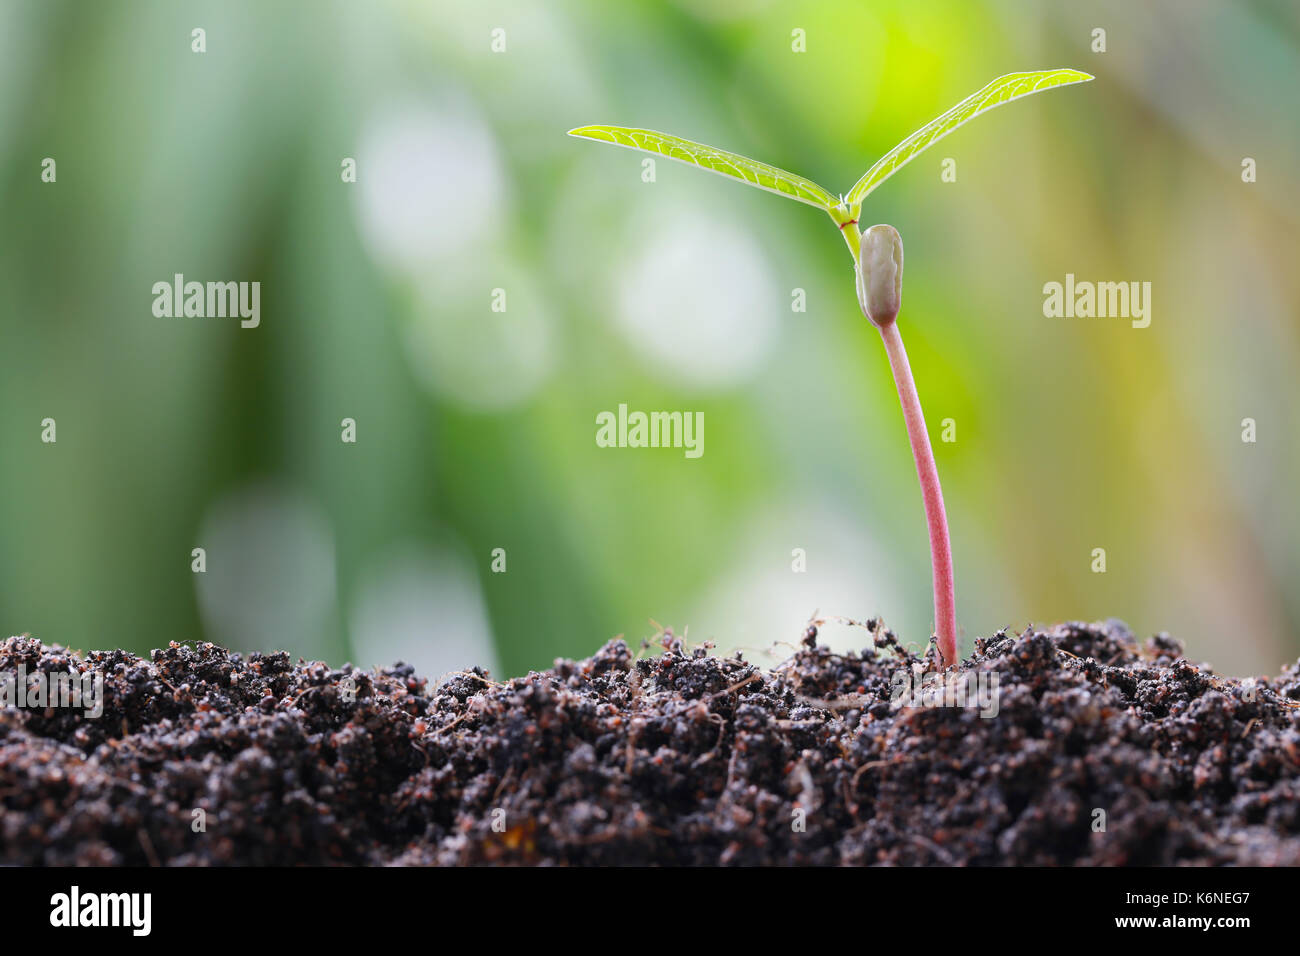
[845,69,1094,206]
[568,125,838,210]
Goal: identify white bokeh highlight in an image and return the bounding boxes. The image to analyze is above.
[196,483,338,654]
[348,542,501,681]
[616,210,779,390]
[403,266,555,412]
[354,91,507,273]
[690,503,902,663]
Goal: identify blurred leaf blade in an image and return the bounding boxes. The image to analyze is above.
[846,69,1095,205]
[569,125,838,209]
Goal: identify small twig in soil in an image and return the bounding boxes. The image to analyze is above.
[708,673,760,701]
[912,834,955,865]
[435,711,473,736]
[444,670,503,688]
[795,693,873,712]
[290,684,323,705]
[137,828,161,868]
[772,719,827,730]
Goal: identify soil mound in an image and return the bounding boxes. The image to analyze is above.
[2,620,1297,865]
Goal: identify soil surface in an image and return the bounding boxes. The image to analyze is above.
[2,619,1299,865]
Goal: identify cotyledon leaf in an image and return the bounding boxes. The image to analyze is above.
[844,69,1094,207]
[568,125,839,210]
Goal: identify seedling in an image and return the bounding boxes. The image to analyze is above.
[571,70,1093,668]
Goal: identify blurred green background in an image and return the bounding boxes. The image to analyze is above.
[1,0,1297,679]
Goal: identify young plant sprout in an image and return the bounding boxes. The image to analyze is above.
[571,70,1093,668]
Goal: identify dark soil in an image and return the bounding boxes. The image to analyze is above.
[2,619,1298,865]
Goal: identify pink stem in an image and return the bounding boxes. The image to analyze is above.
[877,320,957,669]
